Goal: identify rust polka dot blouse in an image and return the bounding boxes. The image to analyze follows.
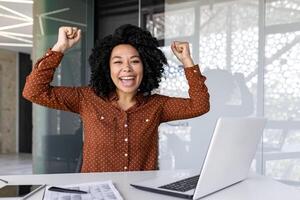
[23,50,210,173]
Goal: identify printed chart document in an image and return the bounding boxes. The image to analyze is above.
[43,180,123,200]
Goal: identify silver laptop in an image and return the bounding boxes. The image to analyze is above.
[130,117,266,199]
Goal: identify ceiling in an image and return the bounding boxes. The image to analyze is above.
[0,0,33,54]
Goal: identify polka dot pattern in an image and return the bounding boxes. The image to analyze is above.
[22,50,210,173]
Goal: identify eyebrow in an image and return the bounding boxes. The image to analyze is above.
[111,55,140,59]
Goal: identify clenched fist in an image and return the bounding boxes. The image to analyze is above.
[171,41,195,68]
[52,26,81,53]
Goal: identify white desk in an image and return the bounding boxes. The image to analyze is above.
[1,170,299,200]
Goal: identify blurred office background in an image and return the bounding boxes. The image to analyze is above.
[0,0,299,186]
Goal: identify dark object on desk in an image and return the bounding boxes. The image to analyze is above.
[48,186,88,194]
[0,178,8,184]
[0,185,42,197]
[159,175,200,192]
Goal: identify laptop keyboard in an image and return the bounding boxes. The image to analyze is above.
[158,175,200,192]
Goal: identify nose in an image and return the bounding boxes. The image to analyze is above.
[122,62,133,72]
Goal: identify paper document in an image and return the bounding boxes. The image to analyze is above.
[43,181,123,200]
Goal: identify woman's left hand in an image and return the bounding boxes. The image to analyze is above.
[171,41,195,68]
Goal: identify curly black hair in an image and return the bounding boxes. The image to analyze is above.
[89,24,167,97]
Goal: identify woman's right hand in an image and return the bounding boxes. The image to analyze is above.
[52,26,81,53]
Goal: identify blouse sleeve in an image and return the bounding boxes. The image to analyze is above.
[22,50,83,114]
[160,65,210,122]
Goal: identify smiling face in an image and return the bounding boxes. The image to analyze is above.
[109,44,144,96]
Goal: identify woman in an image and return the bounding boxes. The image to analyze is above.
[23,24,210,173]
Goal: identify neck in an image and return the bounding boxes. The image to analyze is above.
[116,90,137,103]
[115,90,138,112]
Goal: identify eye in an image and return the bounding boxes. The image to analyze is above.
[113,61,122,64]
[131,60,140,64]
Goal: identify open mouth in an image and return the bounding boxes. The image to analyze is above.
[119,76,136,87]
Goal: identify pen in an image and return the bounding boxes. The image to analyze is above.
[0,178,8,184]
[48,186,88,194]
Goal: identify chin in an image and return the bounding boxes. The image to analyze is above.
[118,86,139,94]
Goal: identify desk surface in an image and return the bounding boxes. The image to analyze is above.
[1,170,299,200]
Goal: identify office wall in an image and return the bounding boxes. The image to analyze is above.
[18,53,32,153]
[0,49,17,153]
[95,0,139,39]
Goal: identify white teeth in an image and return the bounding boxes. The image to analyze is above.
[120,76,134,80]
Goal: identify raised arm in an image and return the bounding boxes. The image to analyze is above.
[22,27,84,113]
[160,41,210,122]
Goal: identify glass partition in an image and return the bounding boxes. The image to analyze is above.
[142,0,300,185]
[142,0,258,170]
[264,0,300,185]
[32,0,92,173]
